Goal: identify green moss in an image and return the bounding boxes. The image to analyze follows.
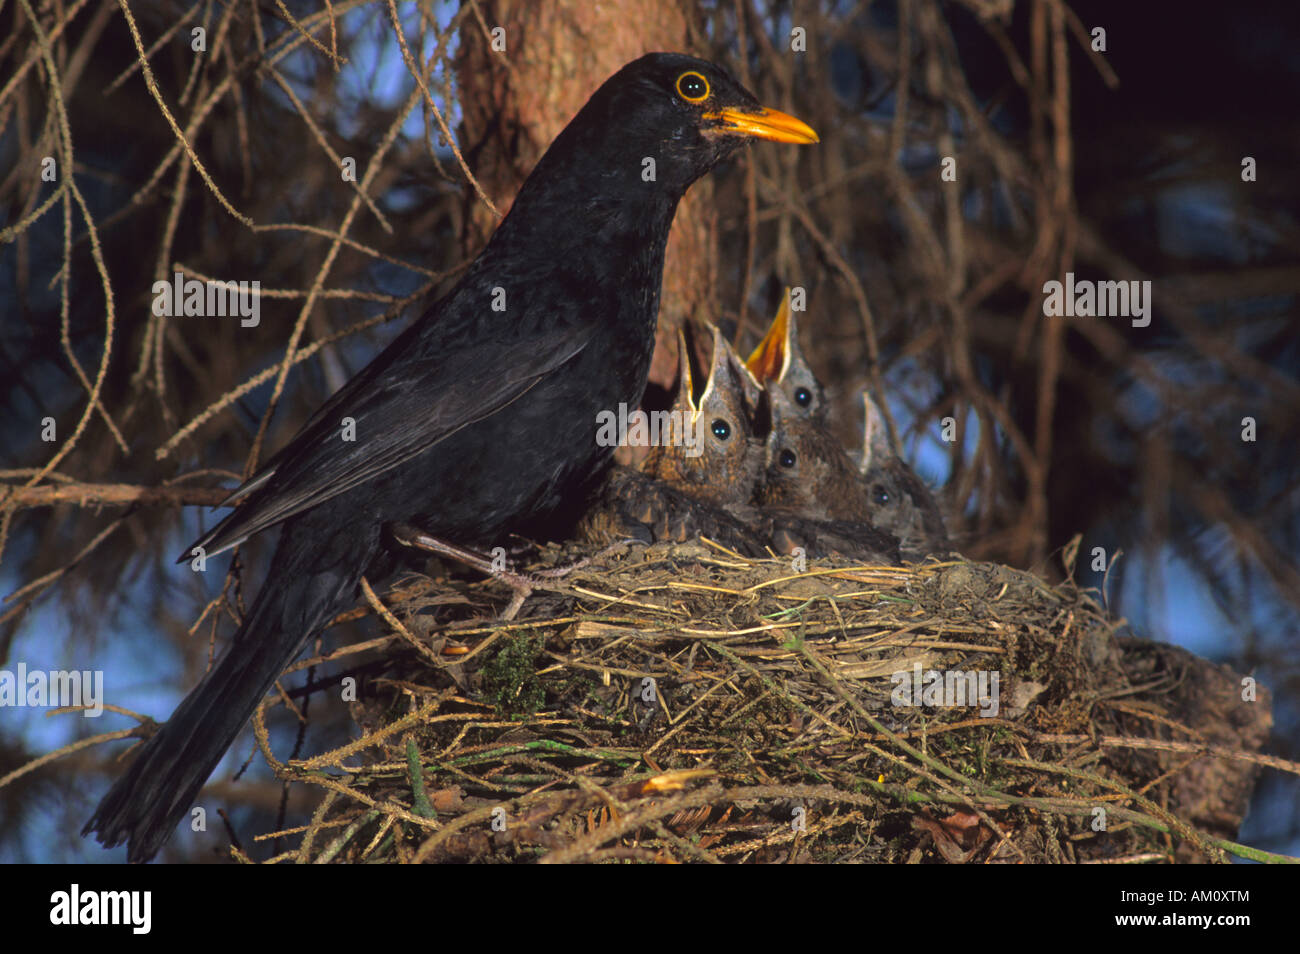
[482,633,547,718]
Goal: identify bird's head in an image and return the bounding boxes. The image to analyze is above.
[746,288,828,425]
[643,325,764,506]
[692,327,764,485]
[760,380,868,520]
[533,53,818,203]
[763,382,807,489]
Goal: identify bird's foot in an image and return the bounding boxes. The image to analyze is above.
[531,539,634,579]
[389,524,571,620]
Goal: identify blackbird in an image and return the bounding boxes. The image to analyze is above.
[761,383,870,519]
[84,53,817,862]
[583,326,769,554]
[759,383,899,564]
[642,326,764,509]
[743,295,903,562]
[747,292,872,521]
[856,394,951,561]
[581,466,769,555]
[745,288,828,424]
[745,291,949,560]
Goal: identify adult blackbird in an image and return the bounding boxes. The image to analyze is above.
[84,53,817,862]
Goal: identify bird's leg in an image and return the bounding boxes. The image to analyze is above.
[389,523,503,575]
[389,523,541,619]
[389,525,633,619]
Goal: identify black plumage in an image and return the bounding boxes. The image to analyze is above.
[84,52,816,862]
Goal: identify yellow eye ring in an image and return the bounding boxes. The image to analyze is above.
[676,71,710,103]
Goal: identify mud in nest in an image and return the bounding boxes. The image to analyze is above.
[248,540,1275,864]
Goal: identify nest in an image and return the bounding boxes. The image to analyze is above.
[247,540,1273,864]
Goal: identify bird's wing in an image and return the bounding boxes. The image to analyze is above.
[187,328,588,560]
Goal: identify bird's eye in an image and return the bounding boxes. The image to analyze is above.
[779,449,797,468]
[872,484,890,505]
[794,387,813,407]
[711,418,731,440]
[676,71,710,103]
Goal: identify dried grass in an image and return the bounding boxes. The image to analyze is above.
[241,540,1282,864]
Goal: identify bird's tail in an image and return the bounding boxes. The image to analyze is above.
[83,516,372,863]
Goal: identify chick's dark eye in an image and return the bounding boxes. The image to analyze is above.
[872,484,890,505]
[711,418,731,440]
[794,387,813,407]
[779,449,797,468]
[676,71,710,103]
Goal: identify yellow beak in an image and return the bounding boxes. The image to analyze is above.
[705,106,819,144]
[746,289,793,383]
